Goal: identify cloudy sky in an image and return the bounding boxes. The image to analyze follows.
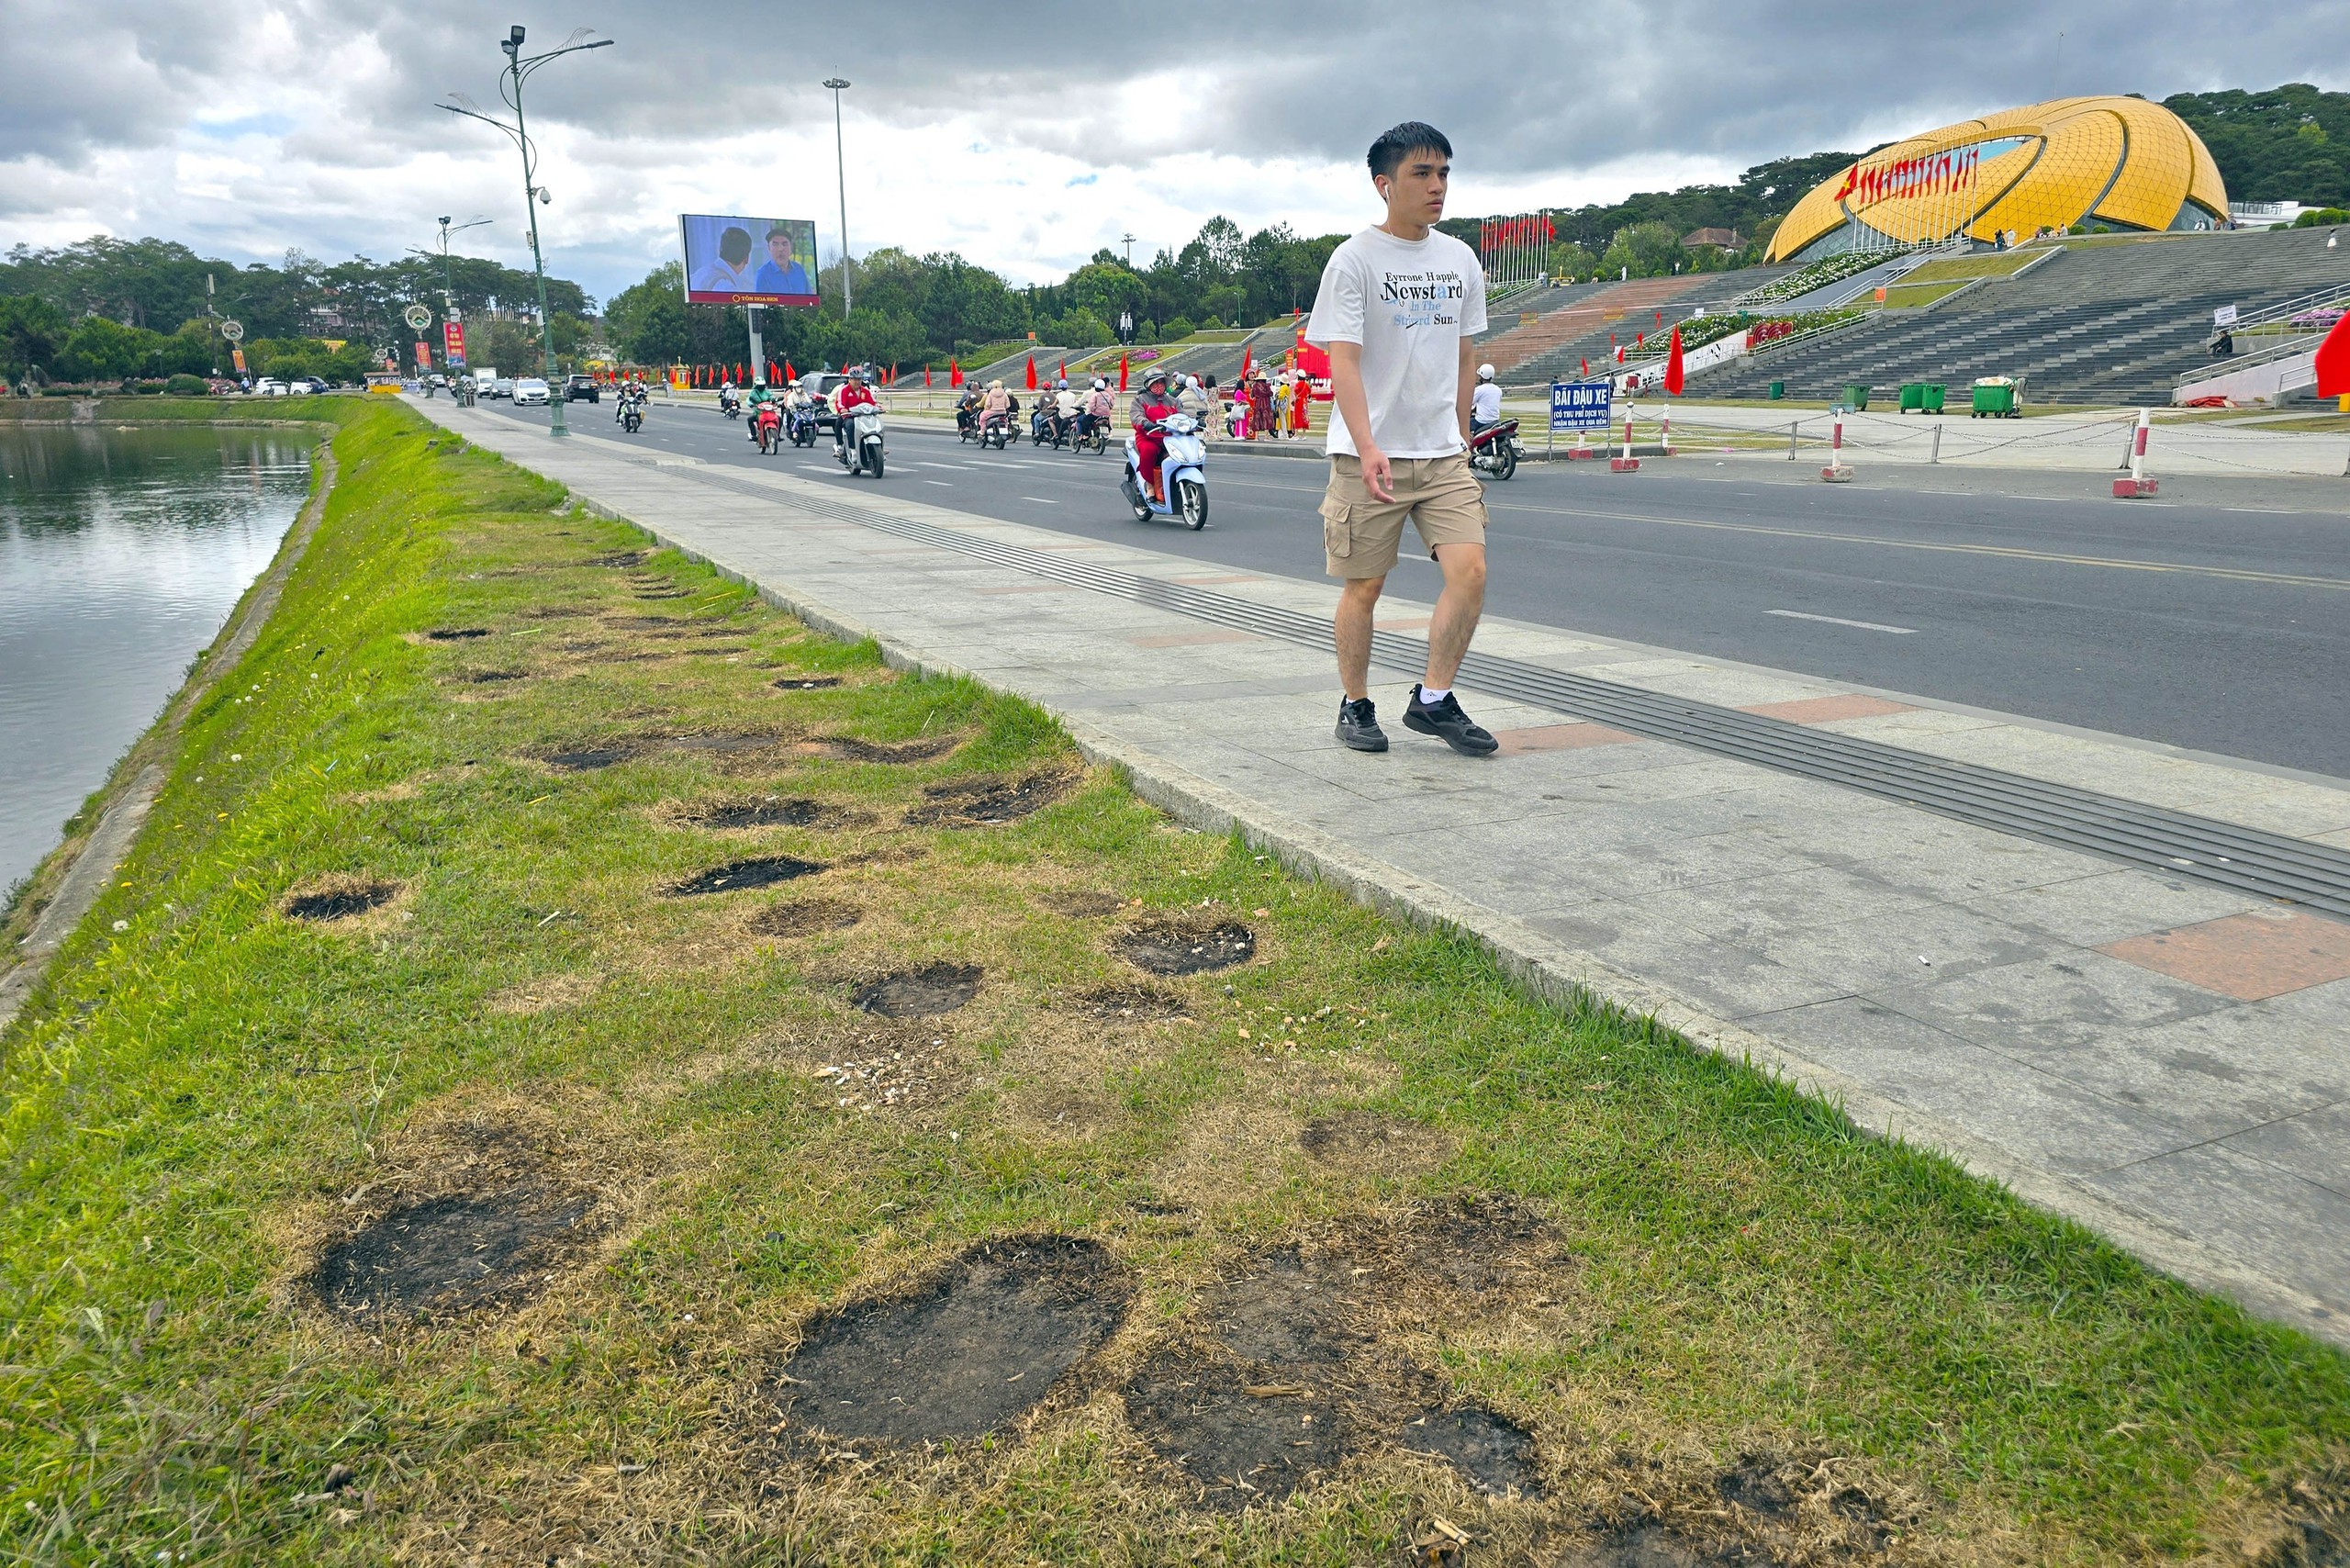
[2,0,2342,305]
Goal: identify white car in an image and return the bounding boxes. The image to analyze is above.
[512,377,550,406]
[252,378,288,397]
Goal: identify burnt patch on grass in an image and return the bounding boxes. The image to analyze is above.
[1077,983,1189,1022]
[668,731,787,756]
[308,1186,596,1321]
[853,962,981,1018]
[747,899,862,938]
[821,734,963,766]
[666,856,827,897]
[456,668,527,684]
[771,1235,1128,1444]
[1299,1111,1457,1182]
[1405,1406,1542,1499]
[282,877,399,923]
[586,549,651,567]
[1041,889,1125,918]
[1124,1351,1352,1509]
[677,796,834,830]
[1115,918,1256,976]
[772,675,844,691]
[904,770,1074,827]
[423,626,491,641]
[1717,1455,1795,1516]
[538,744,636,772]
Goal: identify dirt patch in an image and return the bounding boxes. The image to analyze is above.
[820,734,963,766]
[1041,890,1125,918]
[771,1235,1128,1444]
[423,627,491,641]
[486,973,600,1014]
[1717,1454,1795,1516]
[853,962,982,1018]
[904,770,1073,827]
[800,1025,964,1114]
[1299,1111,1457,1182]
[282,876,399,923]
[675,796,834,830]
[772,675,844,691]
[1076,983,1189,1022]
[747,899,862,938]
[1405,1406,1542,1498]
[668,731,786,756]
[539,745,636,772]
[455,668,526,684]
[666,856,827,897]
[1125,1351,1353,1507]
[1115,918,1256,976]
[308,1185,596,1321]
[587,549,651,566]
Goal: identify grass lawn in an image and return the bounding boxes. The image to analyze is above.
[3,400,2346,1564]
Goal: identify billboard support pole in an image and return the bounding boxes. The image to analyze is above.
[747,305,766,387]
[825,78,853,317]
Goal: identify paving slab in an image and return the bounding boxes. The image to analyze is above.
[420,401,2350,1349]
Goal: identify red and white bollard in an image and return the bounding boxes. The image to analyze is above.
[1610,410,1640,472]
[2113,408,2159,498]
[1570,422,1595,459]
[1820,417,1854,482]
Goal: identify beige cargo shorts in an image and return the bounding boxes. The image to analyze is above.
[1320,452,1488,579]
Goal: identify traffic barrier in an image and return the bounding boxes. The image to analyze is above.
[2112,407,2159,498]
[1821,418,1854,481]
[1610,413,1640,472]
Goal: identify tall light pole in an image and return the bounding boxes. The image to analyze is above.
[442,25,611,437]
[824,77,853,318]
[407,216,492,377]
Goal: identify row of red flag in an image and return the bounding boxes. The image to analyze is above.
[1834,145,1982,207]
[1480,214,1557,249]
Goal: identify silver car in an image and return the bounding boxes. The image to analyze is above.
[512,376,550,406]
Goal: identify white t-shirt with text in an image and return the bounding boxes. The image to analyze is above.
[1303,226,1487,459]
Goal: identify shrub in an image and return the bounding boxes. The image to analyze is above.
[166,374,207,396]
[1160,316,1195,340]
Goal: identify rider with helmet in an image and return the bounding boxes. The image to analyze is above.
[1128,369,1181,504]
[1470,363,1502,435]
[832,365,878,457]
[1080,378,1114,442]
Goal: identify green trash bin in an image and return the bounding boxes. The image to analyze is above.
[1842,383,1871,410]
[1921,383,1946,414]
[1767,380,1785,399]
[1971,380,2017,418]
[1898,382,1926,412]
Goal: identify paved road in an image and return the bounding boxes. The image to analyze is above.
[481,400,2350,778]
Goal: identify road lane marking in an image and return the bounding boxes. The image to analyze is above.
[1766,610,1918,634]
[924,480,953,487]
[1023,497,1058,504]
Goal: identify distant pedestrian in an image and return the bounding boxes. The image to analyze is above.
[1272,375,1293,438]
[1306,119,1495,757]
[1250,373,1274,441]
[1291,373,1313,435]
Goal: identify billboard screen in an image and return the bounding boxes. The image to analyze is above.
[679,214,819,307]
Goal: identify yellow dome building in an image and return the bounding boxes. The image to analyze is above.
[1766,95,2230,263]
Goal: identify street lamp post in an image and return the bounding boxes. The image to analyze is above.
[824,77,852,317]
[442,25,611,437]
[408,215,492,380]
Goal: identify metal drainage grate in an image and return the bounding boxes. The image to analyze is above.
[661,465,2350,921]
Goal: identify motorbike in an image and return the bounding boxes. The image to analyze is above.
[1075,410,1111,455]
[979,410,1013,450]
[787,406,820,447]
[1122,413,1210,530]
[720,388,743,420]
[619,398,644,434]
[753,407,783,454]
[957,405,981,442]
[1467,418,1522,481]
[837,409,886,477]
[1035,408,1077,449]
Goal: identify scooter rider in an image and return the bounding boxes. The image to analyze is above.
[979,378,1011,438]
[615,376,649,422]
[1080,378,1114,442]
[1128,369,1181,505]
[1470,364,1502,436]
[956,381,984,436]
[832,365,878,458]
[1052,379,1081,443]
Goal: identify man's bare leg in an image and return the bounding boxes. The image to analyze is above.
[1335,573,1386,700]
[1422,543,1486,689]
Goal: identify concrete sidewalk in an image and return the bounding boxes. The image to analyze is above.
[421,399,2350,1348]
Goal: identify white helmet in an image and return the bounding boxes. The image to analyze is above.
[1093,378,1107,390]
[1477,363,1496,382]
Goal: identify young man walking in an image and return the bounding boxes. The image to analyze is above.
[1304,121,1496,756]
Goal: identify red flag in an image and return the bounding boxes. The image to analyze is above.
[1580,357,1589,377]
[784,359,796,382]
[948,357,961,387]
[1057,359,1066,381]
[1655,309,1663,325]
[2318,309,2350,398]
[1663,324,1685,396]
[1117,353,1129,390]
[1636,330,1645,347]
[1237,345,1253,384]
[924,365,933,387]
[1834,162,1857,202]
[1024,354,1036,390]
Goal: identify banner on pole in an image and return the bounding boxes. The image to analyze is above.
[442,321,467,367]
[1550,380,1612,432]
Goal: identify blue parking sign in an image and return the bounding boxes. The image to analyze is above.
[1550,380,1612,432]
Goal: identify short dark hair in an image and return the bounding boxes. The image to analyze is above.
[718,226,753,264]
[1368,122,1452,181]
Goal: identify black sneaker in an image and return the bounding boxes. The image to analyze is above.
[1403,686,1499,756]
[1336,695,1388,753]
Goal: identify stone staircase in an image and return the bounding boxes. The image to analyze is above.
[1704,228,2350,406]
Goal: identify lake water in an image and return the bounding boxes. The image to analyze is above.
[0,423,313,898]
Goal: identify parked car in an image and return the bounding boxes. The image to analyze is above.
[490,377,516,399]
[512,377,550,406]
[286,375,329,396]
[252,378,289,397]
[564,373,599,403]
